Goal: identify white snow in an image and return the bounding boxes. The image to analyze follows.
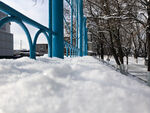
[0,56,150,113]
[105,56,148,81]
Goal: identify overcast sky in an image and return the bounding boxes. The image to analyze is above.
[2,0,49,49]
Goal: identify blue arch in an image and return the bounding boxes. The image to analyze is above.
[0,16,35,59]
[33,29,52,59]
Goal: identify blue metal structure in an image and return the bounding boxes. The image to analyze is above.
[52,0,64,58]
[83,17,88,56]
[0,0,88,59]
[70,0,74,57]
[49,0,52,58]
[79,0,83,56]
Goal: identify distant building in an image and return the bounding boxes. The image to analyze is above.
[36,44,48,55]
[0,12,13,57]
[36,37,73,56]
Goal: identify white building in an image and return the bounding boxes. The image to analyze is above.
[0,12,13,57]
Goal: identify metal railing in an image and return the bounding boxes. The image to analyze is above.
[0,0,88,59]
[0,1,52,59]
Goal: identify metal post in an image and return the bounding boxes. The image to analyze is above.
[76,0,78,49]
[72,49,74,57]
[66,47,69,57]
[85,28,88,55]
[79,0,83,56]
[52,0,64,58]
[49,0,52,57]
[83,17,87,56]
[70,0,73,57]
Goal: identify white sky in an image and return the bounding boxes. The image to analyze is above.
[1,0,49,50]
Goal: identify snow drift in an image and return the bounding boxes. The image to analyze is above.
[0,56,150,113]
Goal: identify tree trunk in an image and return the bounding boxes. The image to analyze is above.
[147,2,150,85]
[144,43,147,61]
[147,2,150,72]
[126,55,128,65]
[115,32,124,64]
[109,31,121,66]
[100,43,104,60]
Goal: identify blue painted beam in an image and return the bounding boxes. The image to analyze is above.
[66,47,69,57]
[76,0,79,48]
[85,28,88,56]
[33,29,51,58]
[49,0,52,57]
[79,0,83,56]
[0,1,49,32]
[83,17,87,56]
[52,0,64,58]
[70,0,73,45]
[70,0,73,57]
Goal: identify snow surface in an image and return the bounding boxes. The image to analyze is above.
[106,56,148,81]
[0,56,150,113]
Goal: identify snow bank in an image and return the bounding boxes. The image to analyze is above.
[0,56,150,113]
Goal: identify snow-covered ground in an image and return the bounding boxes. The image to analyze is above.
[105,56,148,81]
[0,56,150,113]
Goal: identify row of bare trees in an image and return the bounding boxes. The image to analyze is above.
[83,0,150,73]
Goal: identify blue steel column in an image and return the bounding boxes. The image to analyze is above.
[70,0,73,57]
[52,0,64,58]
[76,0,78,49]
[66,47,69,57]
[83,17,87,56]
[49,0,52,57]
[85,28,88,56]
[79,0,83,56]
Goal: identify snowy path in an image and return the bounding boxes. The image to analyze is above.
[0,56,150,113]
[128,63,147,81]
[107,57,148,82]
